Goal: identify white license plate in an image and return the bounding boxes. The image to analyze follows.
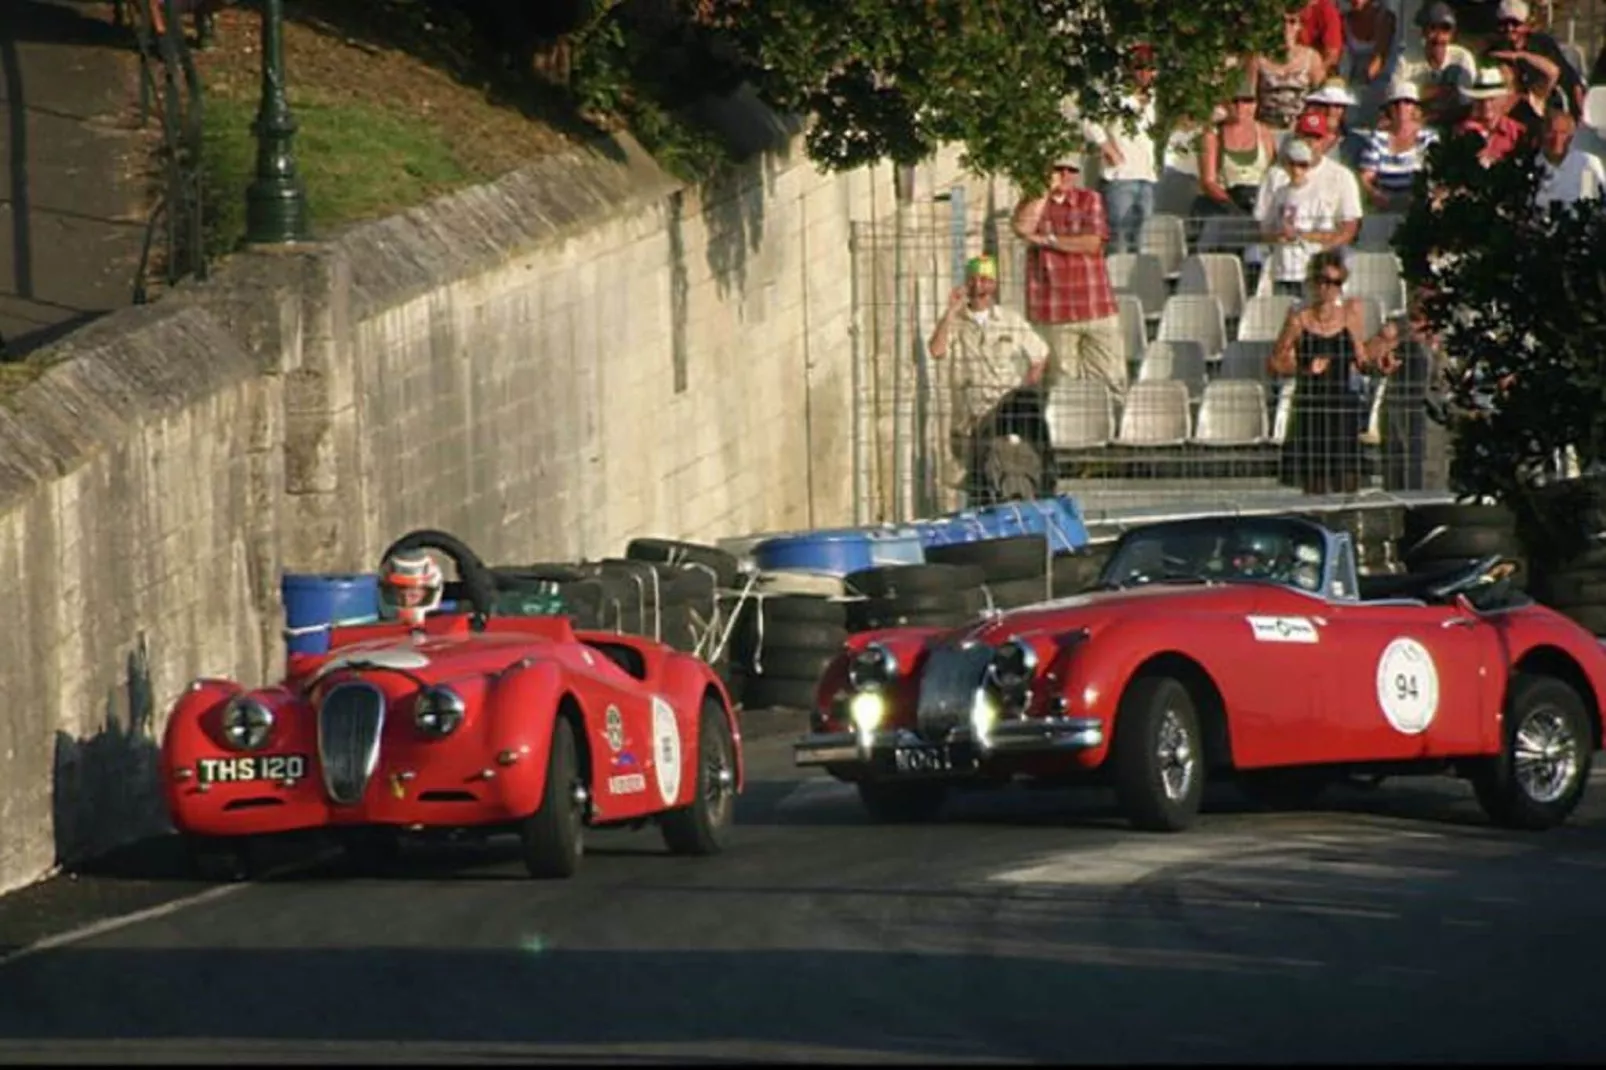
[197,754,308,784]
[892,745,953,775]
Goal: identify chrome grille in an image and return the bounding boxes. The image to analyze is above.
[318,682,386,805]
[915,642,994,741]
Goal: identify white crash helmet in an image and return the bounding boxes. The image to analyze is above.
[379,550,444,627]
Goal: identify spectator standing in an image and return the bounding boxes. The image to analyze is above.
[1535,108,1606,207]
[1297,0,1345,77]
[1340,0,1398,124]
[1254,11,1328,130]
[1483,0,1584,118]
[1255,111,1363,296]
[1268,249,1402,496]
[1084,45,1160,254]
[1010,158,1125,401]
[1459,65,1532,163]
[1358,81,1438,212]
[927,255,1053,498]
[1400,2,1477,129]
[1194,73,1280,219]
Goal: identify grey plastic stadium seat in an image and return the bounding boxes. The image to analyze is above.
[1116,293,1148,366]
[1115,379,1192,446]
[1138,339,1209,401]
[1108,253,1168,327]
[1193,380,1269,446]
[1237,293,1295,342]
[1044,379,1115,448]
[1156,293,1227,359]
[1346,251,1405,316]
[1357,213,1402,252]
[1219,339,1275,382]
[1138,214,1188,278]
[1178,253,1247,322]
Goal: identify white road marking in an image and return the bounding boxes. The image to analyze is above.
[988,835,1266,886]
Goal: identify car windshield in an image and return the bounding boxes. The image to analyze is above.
[1101,517,1327,593]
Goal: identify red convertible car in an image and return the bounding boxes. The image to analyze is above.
[161,530,744,880]
[795,514,1605,831]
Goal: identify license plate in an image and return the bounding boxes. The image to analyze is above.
[893,745,954,775]
[196,754,308,784]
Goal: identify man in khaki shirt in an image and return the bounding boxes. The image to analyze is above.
[928,255,1052,500]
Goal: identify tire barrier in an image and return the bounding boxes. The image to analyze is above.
[1397,502,1527,592]
[728,575,853,712]
[1526,480,1606,633]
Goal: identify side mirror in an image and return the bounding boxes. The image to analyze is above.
[1454,592,1478,617]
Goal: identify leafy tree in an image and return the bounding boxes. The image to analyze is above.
[1393,131,1606,562]
[694,0,1298,187]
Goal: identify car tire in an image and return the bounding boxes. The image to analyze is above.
[1112,674,1205,832]
[1470,673,1594,831]
[660,697,739,856]
[183,834,252,882]
[520,717,587,878]
[857,780,947,823]
[1237,767,1330,811]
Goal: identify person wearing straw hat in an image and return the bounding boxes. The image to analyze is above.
[927,254,1052,498]
[1357,79,1439,212]
[1457,65,1528,164]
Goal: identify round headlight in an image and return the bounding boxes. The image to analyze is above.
[987,638,1039,693]
[847,642,899,691]
[414,686,465,738]
[222,698,275,751]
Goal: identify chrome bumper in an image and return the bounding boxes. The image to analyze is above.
[793,717,1106,769]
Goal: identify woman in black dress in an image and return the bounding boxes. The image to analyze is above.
[1268,250,1402,495]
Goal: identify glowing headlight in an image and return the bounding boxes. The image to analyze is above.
[847,642,899,691]
[970,689,1002,749]
[848,691,886,735]
[986,638,1039,694]
[221,697,275,751]
[414,686,466,738]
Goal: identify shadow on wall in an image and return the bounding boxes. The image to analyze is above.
[50,635,167,871]
[692,94,802,299]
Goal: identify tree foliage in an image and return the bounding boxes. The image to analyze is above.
[1394,133,1606,561]
[696,0,1297,186]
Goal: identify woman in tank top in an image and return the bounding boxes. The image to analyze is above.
[1195,76,1279,218]
[1253,10,1327,129]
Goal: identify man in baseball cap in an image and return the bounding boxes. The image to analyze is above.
[1402,2,1477,128]
[1483,0,1582,118]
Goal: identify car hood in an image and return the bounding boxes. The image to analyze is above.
[960,582,1267,644]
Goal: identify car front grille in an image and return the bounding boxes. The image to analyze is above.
[915,642,994,741]
[318,681,386,805]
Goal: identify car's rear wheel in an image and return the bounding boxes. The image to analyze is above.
[1112,674,1204,831]
[856,780,948,823]
[660,697,738,855]
[1471,673,1593,830]
[520,717,587,878]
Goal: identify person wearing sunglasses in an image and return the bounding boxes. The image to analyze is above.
[1267,249,1402,497]
[1480,0,1582,119]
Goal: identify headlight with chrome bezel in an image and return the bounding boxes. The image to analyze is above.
[847,642,900,691]
[986,638,1039,697]
[414,686,466,738]
[221,696,275,751]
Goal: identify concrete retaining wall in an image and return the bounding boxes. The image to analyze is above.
[0,100,1002,896]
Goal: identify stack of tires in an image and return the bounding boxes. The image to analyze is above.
[1526,480,1606,634]
[841,562,989,632]
[729,578,852,711]
[926,536,1053,610]
[1051,542,1113,595]
[1397,502,1527,591]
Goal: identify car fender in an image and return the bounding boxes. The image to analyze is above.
[1504,613,1606,749]
[482,658,576,814]
[654,651,743,800]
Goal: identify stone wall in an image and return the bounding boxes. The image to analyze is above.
[0,100,1003,896]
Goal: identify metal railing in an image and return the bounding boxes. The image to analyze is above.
[849,201,1453,526]
[128,0,209,304]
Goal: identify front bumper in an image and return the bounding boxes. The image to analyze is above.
[794,717,1105,771]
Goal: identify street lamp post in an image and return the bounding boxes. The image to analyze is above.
[244,0,310,244]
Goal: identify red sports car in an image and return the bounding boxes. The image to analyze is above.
[795,514,1605,831]
[161,530,744,879]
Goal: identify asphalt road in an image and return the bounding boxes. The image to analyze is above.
[3,711,1606,1064]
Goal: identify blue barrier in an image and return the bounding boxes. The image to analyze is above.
[751,526,926,577]
[282,573,381,655]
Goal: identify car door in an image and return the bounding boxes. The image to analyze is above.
[574,643,660,817]
[1313,598,1502,762]
[1214,592,1336,768]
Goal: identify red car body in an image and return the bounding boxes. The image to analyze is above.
[162,535,744,879]
[795,515,1605,831]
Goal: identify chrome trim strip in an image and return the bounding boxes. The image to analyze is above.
[793,717,1105,766]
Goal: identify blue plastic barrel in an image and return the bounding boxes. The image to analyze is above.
[866,525,925,567]
[282,573,381,655]
[752,529,881,576]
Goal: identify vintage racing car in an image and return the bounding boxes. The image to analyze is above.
[161,529,744,879]
[795,514,1605,831]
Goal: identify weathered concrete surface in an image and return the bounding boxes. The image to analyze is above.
[0,94,1003,896]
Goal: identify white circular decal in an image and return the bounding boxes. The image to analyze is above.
[1375,638,1440,735]
[651,697,682,806]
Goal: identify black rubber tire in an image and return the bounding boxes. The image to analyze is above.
[740,619,850,659]
[1470,673,1594,830]
[983,576,1054,609]
[1051,551,1106,595]
[747,646,839,682]
[183,835,253,882]
[660,697,738,856]
[844,563,986,600]
[1400,524,1521,564]
[1112,674,1205,832]
[847,588,986,617]
[848,608,975,633]
[741,673,822,711]
[926,536,1051,583]
[625,537,740,590]
[1236,768,1331,811]
[1403,505,1517,544]
[520,718,586,879]
[857,780,948,823]
[759,594,850,625]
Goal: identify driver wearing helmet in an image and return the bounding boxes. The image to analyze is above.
[1228,529,1294,583]
[379,550,444,628]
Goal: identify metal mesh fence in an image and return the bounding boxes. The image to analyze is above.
[849,201,1452,525]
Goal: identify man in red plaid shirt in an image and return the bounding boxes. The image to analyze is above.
[1010,155,1124,400]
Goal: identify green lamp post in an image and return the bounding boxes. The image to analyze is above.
[244,0,310,244]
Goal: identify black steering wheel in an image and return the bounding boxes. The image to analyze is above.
[1426,553,1512,605]
[378,528,497,629]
